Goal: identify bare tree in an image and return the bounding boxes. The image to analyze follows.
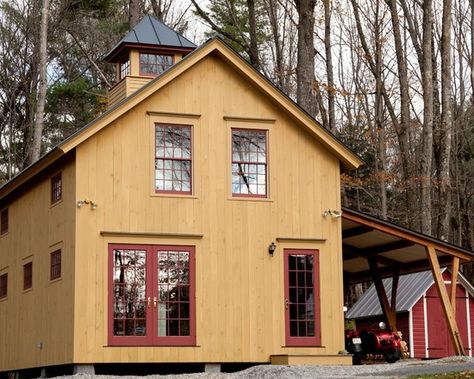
[27,0,50,165]
[129,0,141,28]
[323,0,335,132]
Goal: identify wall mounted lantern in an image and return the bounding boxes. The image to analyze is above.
[268,242,277,256]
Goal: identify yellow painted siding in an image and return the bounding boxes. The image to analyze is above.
[0,156,76,372]
[73,54,345,364]
[108,79,127,108]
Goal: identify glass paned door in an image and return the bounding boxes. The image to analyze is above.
[284,249,321,346]
[108,244,195,346]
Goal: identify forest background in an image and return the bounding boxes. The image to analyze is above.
[0,0,473,298]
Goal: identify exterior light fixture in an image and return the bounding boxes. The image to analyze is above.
[77,199,98,210]
[268,242,277,256]
[323,209,343,218]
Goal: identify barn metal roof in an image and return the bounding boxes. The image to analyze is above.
[105,15,196,61]
[346,269,474,319]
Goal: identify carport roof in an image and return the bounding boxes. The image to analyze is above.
[342,207,474,284]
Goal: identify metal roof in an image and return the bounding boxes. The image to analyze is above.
[105,15,196,61]
[346,269,474,319]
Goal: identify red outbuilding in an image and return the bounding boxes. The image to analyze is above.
[346,269,474,358]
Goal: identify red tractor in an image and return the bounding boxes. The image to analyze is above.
[346,322,402,364]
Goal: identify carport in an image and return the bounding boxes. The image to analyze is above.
[341,207,474,356]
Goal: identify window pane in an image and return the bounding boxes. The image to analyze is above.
[155,124,192,193]
[112,249,146,336]
[156,250,191,337]
[231,129,267,196]
[140,54,173,76]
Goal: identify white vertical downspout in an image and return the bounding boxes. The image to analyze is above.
[466,294,472,357]
[409,308,414,358]
[424,295,429,358]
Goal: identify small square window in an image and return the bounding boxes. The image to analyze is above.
[24,262,32,290]
[0,273,7,299]
[50,250,61,280]
[51,173,62,204]
[0,208,8,235]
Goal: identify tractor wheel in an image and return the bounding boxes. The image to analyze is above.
[385,349,401,363]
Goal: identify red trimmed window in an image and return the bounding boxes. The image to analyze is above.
[109,244,195,346]
[284,249,321,346]
[51,173,62,204]
[0,273,7,299]
[24,262,33,290]
[140,53,173,76]
[50,250,61,280]
[232,129,268,197]
[155,124,192,194]
[0,208,7,235]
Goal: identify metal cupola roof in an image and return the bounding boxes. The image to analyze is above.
[105,15,197,62]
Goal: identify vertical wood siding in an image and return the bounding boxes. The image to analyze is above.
[0,155,76,371]
[73,55,345,364]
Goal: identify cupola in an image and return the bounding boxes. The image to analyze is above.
[105,15,196,108]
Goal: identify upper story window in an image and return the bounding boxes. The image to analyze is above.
[0,208,8,235]
[140,53,173,76]
[0,273,7,299]
[155,124,192,194]
[120,60,130,79]
[50,249,61,280]
[23,262,32,290]
[231,129,268,197]
[51,173,62,204]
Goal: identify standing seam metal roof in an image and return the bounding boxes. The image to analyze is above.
[106,15,196,59]
[346,270,436,318]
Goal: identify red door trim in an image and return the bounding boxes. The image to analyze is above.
[284,249,321,347]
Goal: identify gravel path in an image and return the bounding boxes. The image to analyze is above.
[50,357,474,379]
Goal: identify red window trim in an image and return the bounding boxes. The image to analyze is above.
[23,262,33,290]
[51,172,62,204]
[231,128,268,198]
[108,244,196,347]
[0,273,7,299]
[284,249,321,347]
[0,207,8,235]
[139,53,174,77]
[50,249,62,280]
[154,123,193,195]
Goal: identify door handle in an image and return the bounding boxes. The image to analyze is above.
[147,296,151,307]
[153,296,157,308]
[285,298,289,310]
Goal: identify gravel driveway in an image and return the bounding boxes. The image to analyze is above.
[54,357,474,379]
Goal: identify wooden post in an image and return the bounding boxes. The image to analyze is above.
[391,268,400,327]
[368,257,397,332]
[451,257,460,317]
[426,246,465,355]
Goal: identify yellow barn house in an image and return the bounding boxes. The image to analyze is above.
[0,16,364,376]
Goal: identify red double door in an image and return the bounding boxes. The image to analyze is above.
[107,244,195,346]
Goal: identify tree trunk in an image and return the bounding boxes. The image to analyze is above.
[420,0,434,235]
[471,0,474,103]
[437,0,453,241]
[129,0,140,28]
[323,0,335,132]
[27,0,50,165]
[295,0,317,116]
[247,0,260,69]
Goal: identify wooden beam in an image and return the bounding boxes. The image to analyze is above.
[365,240,414,255]
[342,244,401,266]
[391,268,400,314]
[342,211,473,260]
[342,226,373,239]
[426,246,465,356]
[451,257,460,317]
[368,257,397,332]
[346,255,454,284]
